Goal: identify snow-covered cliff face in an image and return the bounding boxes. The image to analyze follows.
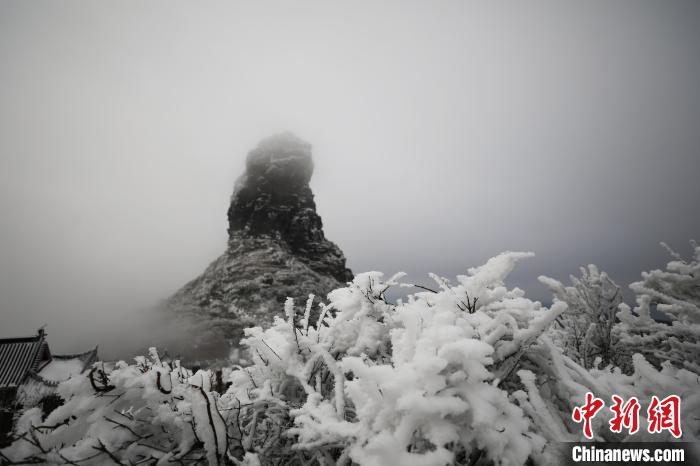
[169,133,352,363]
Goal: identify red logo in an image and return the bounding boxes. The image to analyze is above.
[647,395,682,438]
[573,393,682,439]
[609,395,640,434]
[572,392,605,439]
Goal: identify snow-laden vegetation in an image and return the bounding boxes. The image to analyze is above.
[2,245,699,465]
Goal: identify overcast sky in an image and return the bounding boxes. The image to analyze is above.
[1,1,699,357]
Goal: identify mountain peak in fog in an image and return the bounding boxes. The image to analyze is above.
[235,132,314,193]
[169,133,352,362]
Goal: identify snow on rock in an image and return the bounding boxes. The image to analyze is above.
[167,133,352,363]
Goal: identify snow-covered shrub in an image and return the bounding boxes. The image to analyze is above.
[3,248,698,466]
[616,242,700,373]
[221,252,565,465]
[0,349,232,465]
[513,243,700,462]
[539,265,625,369]
[514,337,700,462]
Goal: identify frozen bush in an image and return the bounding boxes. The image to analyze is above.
[539,265,625,369]
[223,252,564,465]
[0,350,234,465]
[616,242,700,373]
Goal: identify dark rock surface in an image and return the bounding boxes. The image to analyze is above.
[226,133,351,283]
[168,133,352,363]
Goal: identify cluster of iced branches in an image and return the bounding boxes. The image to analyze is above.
[616,242,700,373]
[2,246,699,466]
[0,349,234,466]
[225,252,565,465]
[539,265,625,370]
[517,242,700,462]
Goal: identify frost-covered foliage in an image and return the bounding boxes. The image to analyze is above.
[539,265,625,369]
[1,349,233,465]
[514,339,700,462]
[230,252,565,466]
[616,242,700,373]
[3,249,699,466]
[521,242,700,461]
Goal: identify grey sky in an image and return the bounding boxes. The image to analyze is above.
[1,1,699,358]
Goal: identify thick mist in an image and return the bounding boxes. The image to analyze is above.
[1,1,699,359]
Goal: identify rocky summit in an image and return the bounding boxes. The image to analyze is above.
[168,133,352,362]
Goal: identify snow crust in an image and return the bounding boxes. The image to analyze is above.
[39,358,85,381]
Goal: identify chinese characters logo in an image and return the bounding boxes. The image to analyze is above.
[572,392,682,439]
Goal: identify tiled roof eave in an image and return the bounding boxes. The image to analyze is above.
[0,333,45,387]
[26,370,60,388]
